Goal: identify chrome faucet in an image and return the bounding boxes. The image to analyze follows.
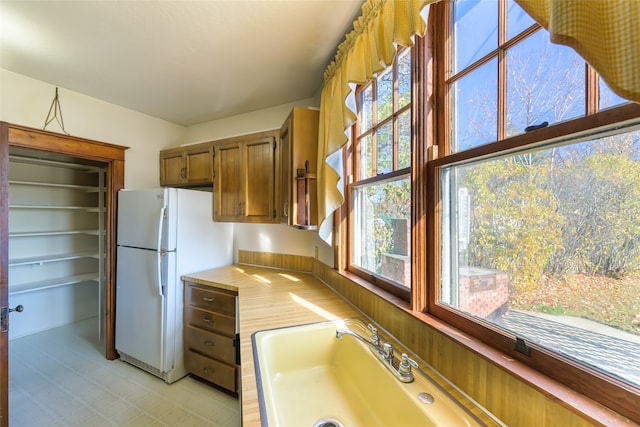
[335,324,419,383]
[335,328,381,352]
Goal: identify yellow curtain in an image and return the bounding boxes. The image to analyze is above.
[317,0,431,234]
[318,0,640,235]
[515,0,640,103]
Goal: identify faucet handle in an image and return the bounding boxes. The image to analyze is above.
[399,353,419,376]
[367,324,380,346]
[382,342,394,361]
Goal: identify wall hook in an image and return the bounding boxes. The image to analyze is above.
[43,87,69,135]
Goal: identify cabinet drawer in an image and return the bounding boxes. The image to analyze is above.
[186,284,235,316]
[185,349,236,392]
[185,306,235,335]
[185,325,236,364]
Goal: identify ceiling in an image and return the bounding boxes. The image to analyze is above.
[1,0,364,126]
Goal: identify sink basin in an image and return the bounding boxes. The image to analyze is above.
[252,319,501,427]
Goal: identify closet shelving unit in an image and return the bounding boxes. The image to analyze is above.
[8,154,106,336]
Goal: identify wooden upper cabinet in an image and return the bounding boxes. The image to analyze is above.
[278,107,319,229]
[213,140,243,222]
[185,145,214,184]
[160,143,214,187]
[243,136,276,223]
[213,130,278,223]
[160,148,186,185]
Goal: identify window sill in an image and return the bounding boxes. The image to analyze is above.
[337,269,411,310]
[331,268,638,427]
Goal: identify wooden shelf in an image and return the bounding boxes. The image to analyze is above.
[9,273,100,295]
[9,251,100,266]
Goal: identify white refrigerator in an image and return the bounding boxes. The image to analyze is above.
[115,188,233,383]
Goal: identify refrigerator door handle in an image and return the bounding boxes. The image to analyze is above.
[158,206,166,251]
[157,251,164,297]
[157,206,167,297]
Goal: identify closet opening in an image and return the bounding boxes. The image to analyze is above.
[8,148,108,344]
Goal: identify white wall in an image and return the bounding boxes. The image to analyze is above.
[8,285,97,339]
[1,69,186,188]
[233,223,316,261]
[184,98,318,145]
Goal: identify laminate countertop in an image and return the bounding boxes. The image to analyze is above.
[182,264,363,427]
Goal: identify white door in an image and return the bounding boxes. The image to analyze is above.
[115,246,167,371]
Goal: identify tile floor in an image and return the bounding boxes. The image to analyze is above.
[8,317,241,427]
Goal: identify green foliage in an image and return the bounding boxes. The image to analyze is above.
[360,177,411,274]
[547,139,640,277]
[461,134,640,291]
[463,158,563,292]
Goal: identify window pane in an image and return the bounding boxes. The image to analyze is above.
[453,0,498,73]
[359,85,373,133]
[398,49,412,109]
[599,77,629,110]
[358,134,373,180]
[440,126,640,387]
[398,110,411,170]
[376,121,393,174]
[452,58,498,152]
[506,30,586,137]
[507,0,535,40]
[377,68,393,122]
[353,175,411,288]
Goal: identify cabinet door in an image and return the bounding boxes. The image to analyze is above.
[185,145,213,185]
[213,141,243,222]
[278,108,319,228]
[278,116,293,224]
[160,150,186,186]
[244,137,276,223]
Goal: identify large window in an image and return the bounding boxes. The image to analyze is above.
[341,0,639,420]
[348,48,413,299]
[430,0,639,420]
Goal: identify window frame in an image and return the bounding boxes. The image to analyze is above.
[427,0,640,421]
[343,46,419,301]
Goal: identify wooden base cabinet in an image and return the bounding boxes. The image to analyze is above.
[184,282,239,393]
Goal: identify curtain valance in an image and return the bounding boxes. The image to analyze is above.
[317,0,431,234]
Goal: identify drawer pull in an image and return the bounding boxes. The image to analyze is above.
[202,297,215,302]
[202,317,213,324]
[203,340,215,347]
[203,367,214,374]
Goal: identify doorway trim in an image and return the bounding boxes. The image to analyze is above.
[0,122,128,426]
